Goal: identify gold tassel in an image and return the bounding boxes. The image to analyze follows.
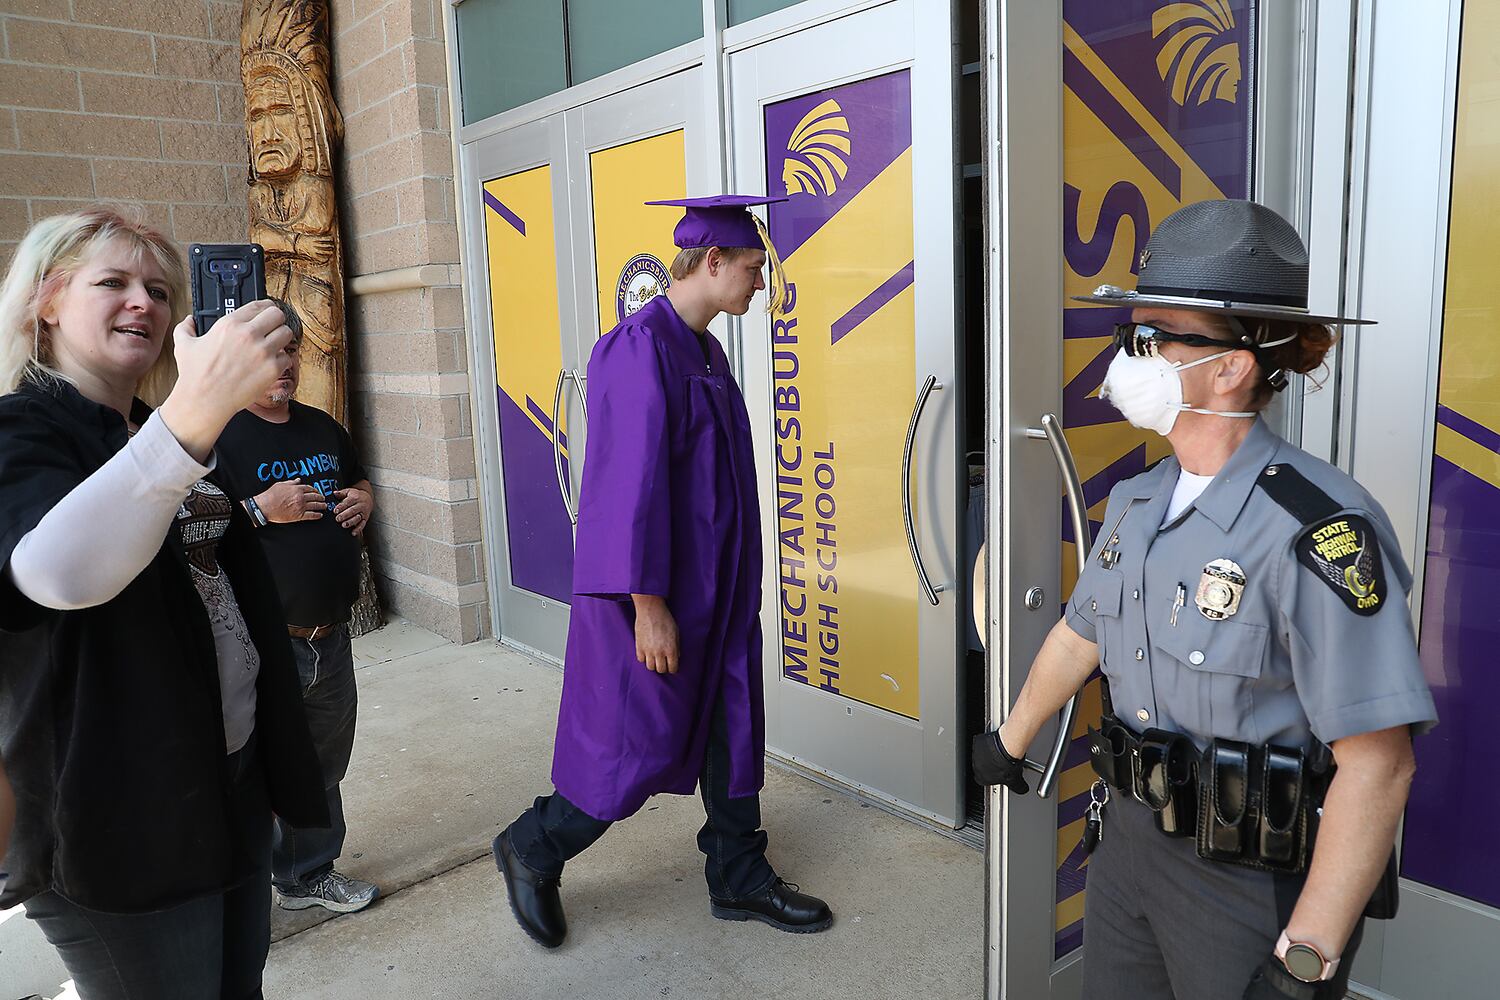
[753,213,788,316]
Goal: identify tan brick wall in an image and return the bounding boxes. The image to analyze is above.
[1,0,487,644]
[332,0,486,643]
[0,2,250,267]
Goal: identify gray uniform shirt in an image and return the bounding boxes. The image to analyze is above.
[1066,419,1437,750]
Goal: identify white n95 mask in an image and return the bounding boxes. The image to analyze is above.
[1099,348,1257,436]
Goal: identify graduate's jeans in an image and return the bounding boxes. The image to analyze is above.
[511,704,775,900]
[272,625,357,891]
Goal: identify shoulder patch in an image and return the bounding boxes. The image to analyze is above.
[1295,514,1386,616]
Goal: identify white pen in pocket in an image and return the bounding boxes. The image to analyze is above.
[1171,583,1186,627]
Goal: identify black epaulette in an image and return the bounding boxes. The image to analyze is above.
[1255,463,1341,526]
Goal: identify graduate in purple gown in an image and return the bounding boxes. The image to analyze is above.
[492,196,833,948]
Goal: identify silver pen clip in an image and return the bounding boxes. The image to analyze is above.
[1171,583,1186,627]
[1096,501,1139,570]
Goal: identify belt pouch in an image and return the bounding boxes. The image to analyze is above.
[1087,718,1130,789]
[1257,745,1305,868]
[1198,739,1251,861]
[1133,730,1196,838]
[1158,735,1198,837]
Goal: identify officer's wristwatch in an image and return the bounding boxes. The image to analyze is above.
[1276,932,1339,983]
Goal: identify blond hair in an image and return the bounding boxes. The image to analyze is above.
[670,245,753,281]
[0,207,186,405]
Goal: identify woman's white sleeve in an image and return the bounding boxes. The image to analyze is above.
[6,412,214,610]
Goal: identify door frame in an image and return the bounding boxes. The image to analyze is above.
[982,0,1070,994]
[460,115,580,661]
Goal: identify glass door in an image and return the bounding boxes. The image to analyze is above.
[729,0,965,826]
[465,116,580,659]
[463,69,706,661]
[988,1,1259,995]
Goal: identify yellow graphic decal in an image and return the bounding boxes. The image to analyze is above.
[1435,423,1500,494]
[590,130,686,336]
[782,100,852,198]
[776,148,919,718]
[1153,1,1242,106]
[483,166,564,450]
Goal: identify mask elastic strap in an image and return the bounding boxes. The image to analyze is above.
[1173,350,1235,373]
[1179,406,1258,420]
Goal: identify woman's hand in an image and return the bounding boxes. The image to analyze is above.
[157,301,293,462]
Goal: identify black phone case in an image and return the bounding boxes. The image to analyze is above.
[189,243,267,335]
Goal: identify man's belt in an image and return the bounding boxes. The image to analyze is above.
[288,623,337,641]
[1086,715,1331,874]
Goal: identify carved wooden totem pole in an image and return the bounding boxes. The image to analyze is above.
[242,0,346,422]
[242,1,381,634]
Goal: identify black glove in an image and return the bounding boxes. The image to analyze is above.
[1242,955,1327,1000]
[970,730,1030,794]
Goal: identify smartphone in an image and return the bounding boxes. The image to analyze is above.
[189,243,267,334]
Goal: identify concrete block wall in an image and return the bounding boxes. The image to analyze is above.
[0,1,250,268]
[332,0,487,643]
[0,0,487,644]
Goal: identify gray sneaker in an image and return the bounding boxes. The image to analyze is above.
[275,869,379,913]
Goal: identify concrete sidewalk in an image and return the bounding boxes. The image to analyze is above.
[1,621,982,999]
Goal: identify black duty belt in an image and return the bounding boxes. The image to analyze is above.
[1086,714,1331,875]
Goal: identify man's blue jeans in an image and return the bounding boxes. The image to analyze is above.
[272,624,357,891]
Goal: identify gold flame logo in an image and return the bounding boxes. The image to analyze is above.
[782,99,852,197]
[1153,1,1242,106]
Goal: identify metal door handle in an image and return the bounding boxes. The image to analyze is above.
[573,370,588,424]
[551,369,580,526]
[1017,412,1092,798]
[902,375,946,606]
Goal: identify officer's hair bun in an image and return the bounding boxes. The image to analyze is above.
[1253,321,1338,403]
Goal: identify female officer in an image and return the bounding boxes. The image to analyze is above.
[973,200,1436,1000]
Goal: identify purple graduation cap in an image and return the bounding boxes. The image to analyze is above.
[645,195,791,314]
[645,194,788,250]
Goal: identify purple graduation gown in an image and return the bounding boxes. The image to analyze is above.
[550,295,765,821]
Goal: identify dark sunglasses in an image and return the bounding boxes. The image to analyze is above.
[1112,322,1239,358]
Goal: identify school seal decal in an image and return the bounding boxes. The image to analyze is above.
[616,253,670,322]
[1296,514,1385,616]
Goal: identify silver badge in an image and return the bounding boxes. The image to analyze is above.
[1195,558,1246,620]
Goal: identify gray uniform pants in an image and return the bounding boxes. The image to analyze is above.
[1082,794,1362,1000]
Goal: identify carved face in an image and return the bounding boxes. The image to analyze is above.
[247,73,301,177]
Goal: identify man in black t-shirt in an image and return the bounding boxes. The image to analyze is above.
[214,300,379,914]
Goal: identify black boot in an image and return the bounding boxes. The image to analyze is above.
[492,827,567,948]
[710,878,833,933]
